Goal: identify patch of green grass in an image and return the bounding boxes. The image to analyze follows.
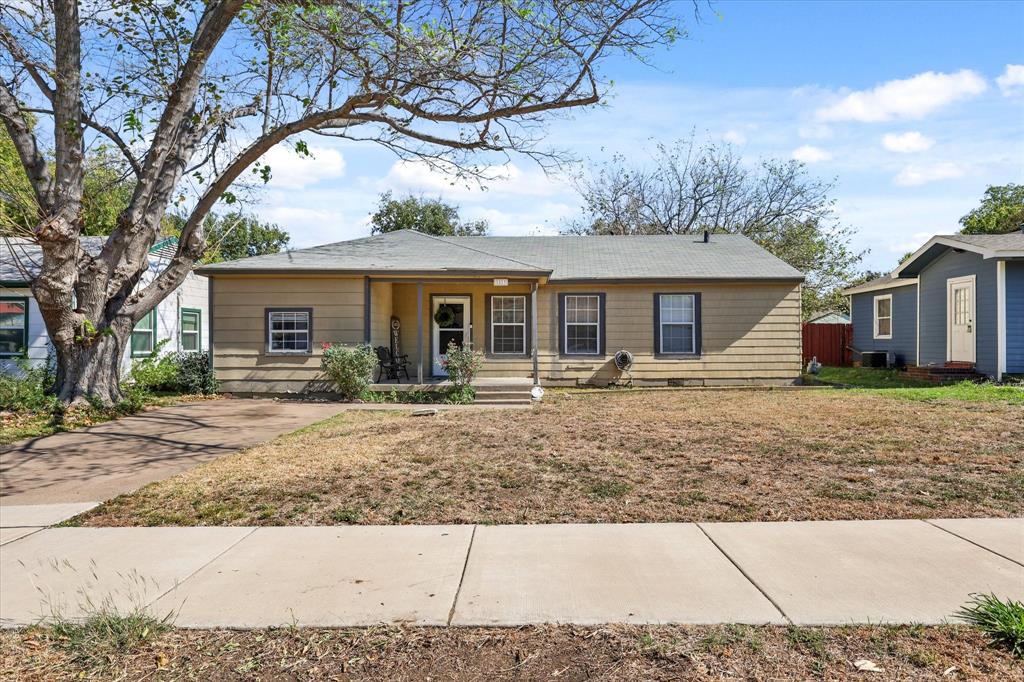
[329,507,363,524]
[811,366,933,389]
[815,481,877,502]
[868,381,1024,405]
[956,593,1024,658]
[672,490,708,506]
[584,480,631,499]
[699,624,763,653]
[48,608,171,669]
[786,626,830,659]
[810,367,1023,405]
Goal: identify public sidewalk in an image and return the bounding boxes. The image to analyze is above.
[1,518,1021,628]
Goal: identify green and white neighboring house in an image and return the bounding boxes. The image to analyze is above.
[0,236,209,374]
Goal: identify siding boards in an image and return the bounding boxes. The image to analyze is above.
[213,276,801,392]
[919,249,998,376]
[850,282,918,366]
[1006,261,1024,373]
[211,276,365,391]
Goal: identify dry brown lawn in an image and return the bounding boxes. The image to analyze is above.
[4,624,1021,681]
[74,388,1023,527]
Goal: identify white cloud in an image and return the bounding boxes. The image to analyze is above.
[882,131,935,153]
[791,145,832,163]
[723,129,747,145]
[381,159,567,199]
[798,123,834,140]
[259,144,345,190]
[996,64,1024,96]
[893,162,967,186]
[816,69,987,122]
[261,206,351,246]
[887,231,934,255]
[461,203,576,236]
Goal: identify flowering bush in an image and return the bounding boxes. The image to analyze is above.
[441,341,483,389]
[320,343,376,400]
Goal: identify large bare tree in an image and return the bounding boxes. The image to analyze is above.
[567,138,864,316]
[0,0,681,405]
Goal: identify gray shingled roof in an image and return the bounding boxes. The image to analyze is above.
[1,236,177,283]
[198,230,804,281]
[940,232,1024,252]
[841,274,918,296]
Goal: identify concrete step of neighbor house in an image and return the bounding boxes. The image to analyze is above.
[473,384,534,405]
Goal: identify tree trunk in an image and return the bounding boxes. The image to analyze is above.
[53,330,129,407]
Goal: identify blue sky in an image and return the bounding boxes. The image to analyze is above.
[256,0,1024,274]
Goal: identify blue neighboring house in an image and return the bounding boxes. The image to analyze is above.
[842,231,1024,380]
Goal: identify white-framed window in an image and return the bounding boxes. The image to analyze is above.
[873,294,892,339]
[131,309,157,357]
[267,309,311,353]
[657,294,697,354]
[180,308,201,352]
[490,295,526,354]
[0,297,28,357]
[563,294,601,355]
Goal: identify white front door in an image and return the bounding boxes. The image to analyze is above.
[432,296,471,376]
[947,276,975,363]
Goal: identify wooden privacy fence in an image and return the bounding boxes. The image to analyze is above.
[802,323,852,367]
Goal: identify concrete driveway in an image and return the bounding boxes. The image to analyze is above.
[0,399,346,506]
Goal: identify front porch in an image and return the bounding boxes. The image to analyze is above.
[365,276,542,385]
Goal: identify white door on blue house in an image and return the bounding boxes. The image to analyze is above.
[947,275,975,363]
[432,296,470,377]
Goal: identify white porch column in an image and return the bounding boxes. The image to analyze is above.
[416,281,424,384]
[531,282,539,386]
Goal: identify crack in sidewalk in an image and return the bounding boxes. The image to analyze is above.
[922,520,1023,568]
[447,525,477,626]
[144,527,259,618]
[696,523,792,625]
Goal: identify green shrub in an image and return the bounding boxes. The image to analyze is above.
[444,385,475,404]
[171,351,219,395]
[956,593,1024,658]
[321,343,376,400]
[0,355,59,412]
[127,339,179,392]
[364,385,476,404]
[441,341,483,388]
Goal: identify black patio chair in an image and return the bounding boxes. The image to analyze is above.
[374,346,410,383]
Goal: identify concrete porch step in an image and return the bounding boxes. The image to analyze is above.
[474,398,533,406]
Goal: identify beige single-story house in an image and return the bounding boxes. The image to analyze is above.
[197,230,804,393]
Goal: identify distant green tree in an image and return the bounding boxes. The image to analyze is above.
[1,132,132,236]
[828,270,886,315]
[370,191,488,236]
[164,212,290,263]
[203,213,290,262]
[959,184,1024,235]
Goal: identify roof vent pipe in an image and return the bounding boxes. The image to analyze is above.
[703,229,710,243]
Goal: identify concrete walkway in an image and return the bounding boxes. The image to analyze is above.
[0,399,348,506]
[1,518,1020,628]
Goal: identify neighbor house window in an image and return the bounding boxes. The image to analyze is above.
[561,294,602,355]
[490,295,526,354]
[266,309,312,353]
[656,294,699,354]
[873,294,892,339]
[0,297,28,357]
[131,309,156,357]
[180,308,201,352]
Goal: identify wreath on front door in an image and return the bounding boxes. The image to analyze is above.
[433,304,457,328]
